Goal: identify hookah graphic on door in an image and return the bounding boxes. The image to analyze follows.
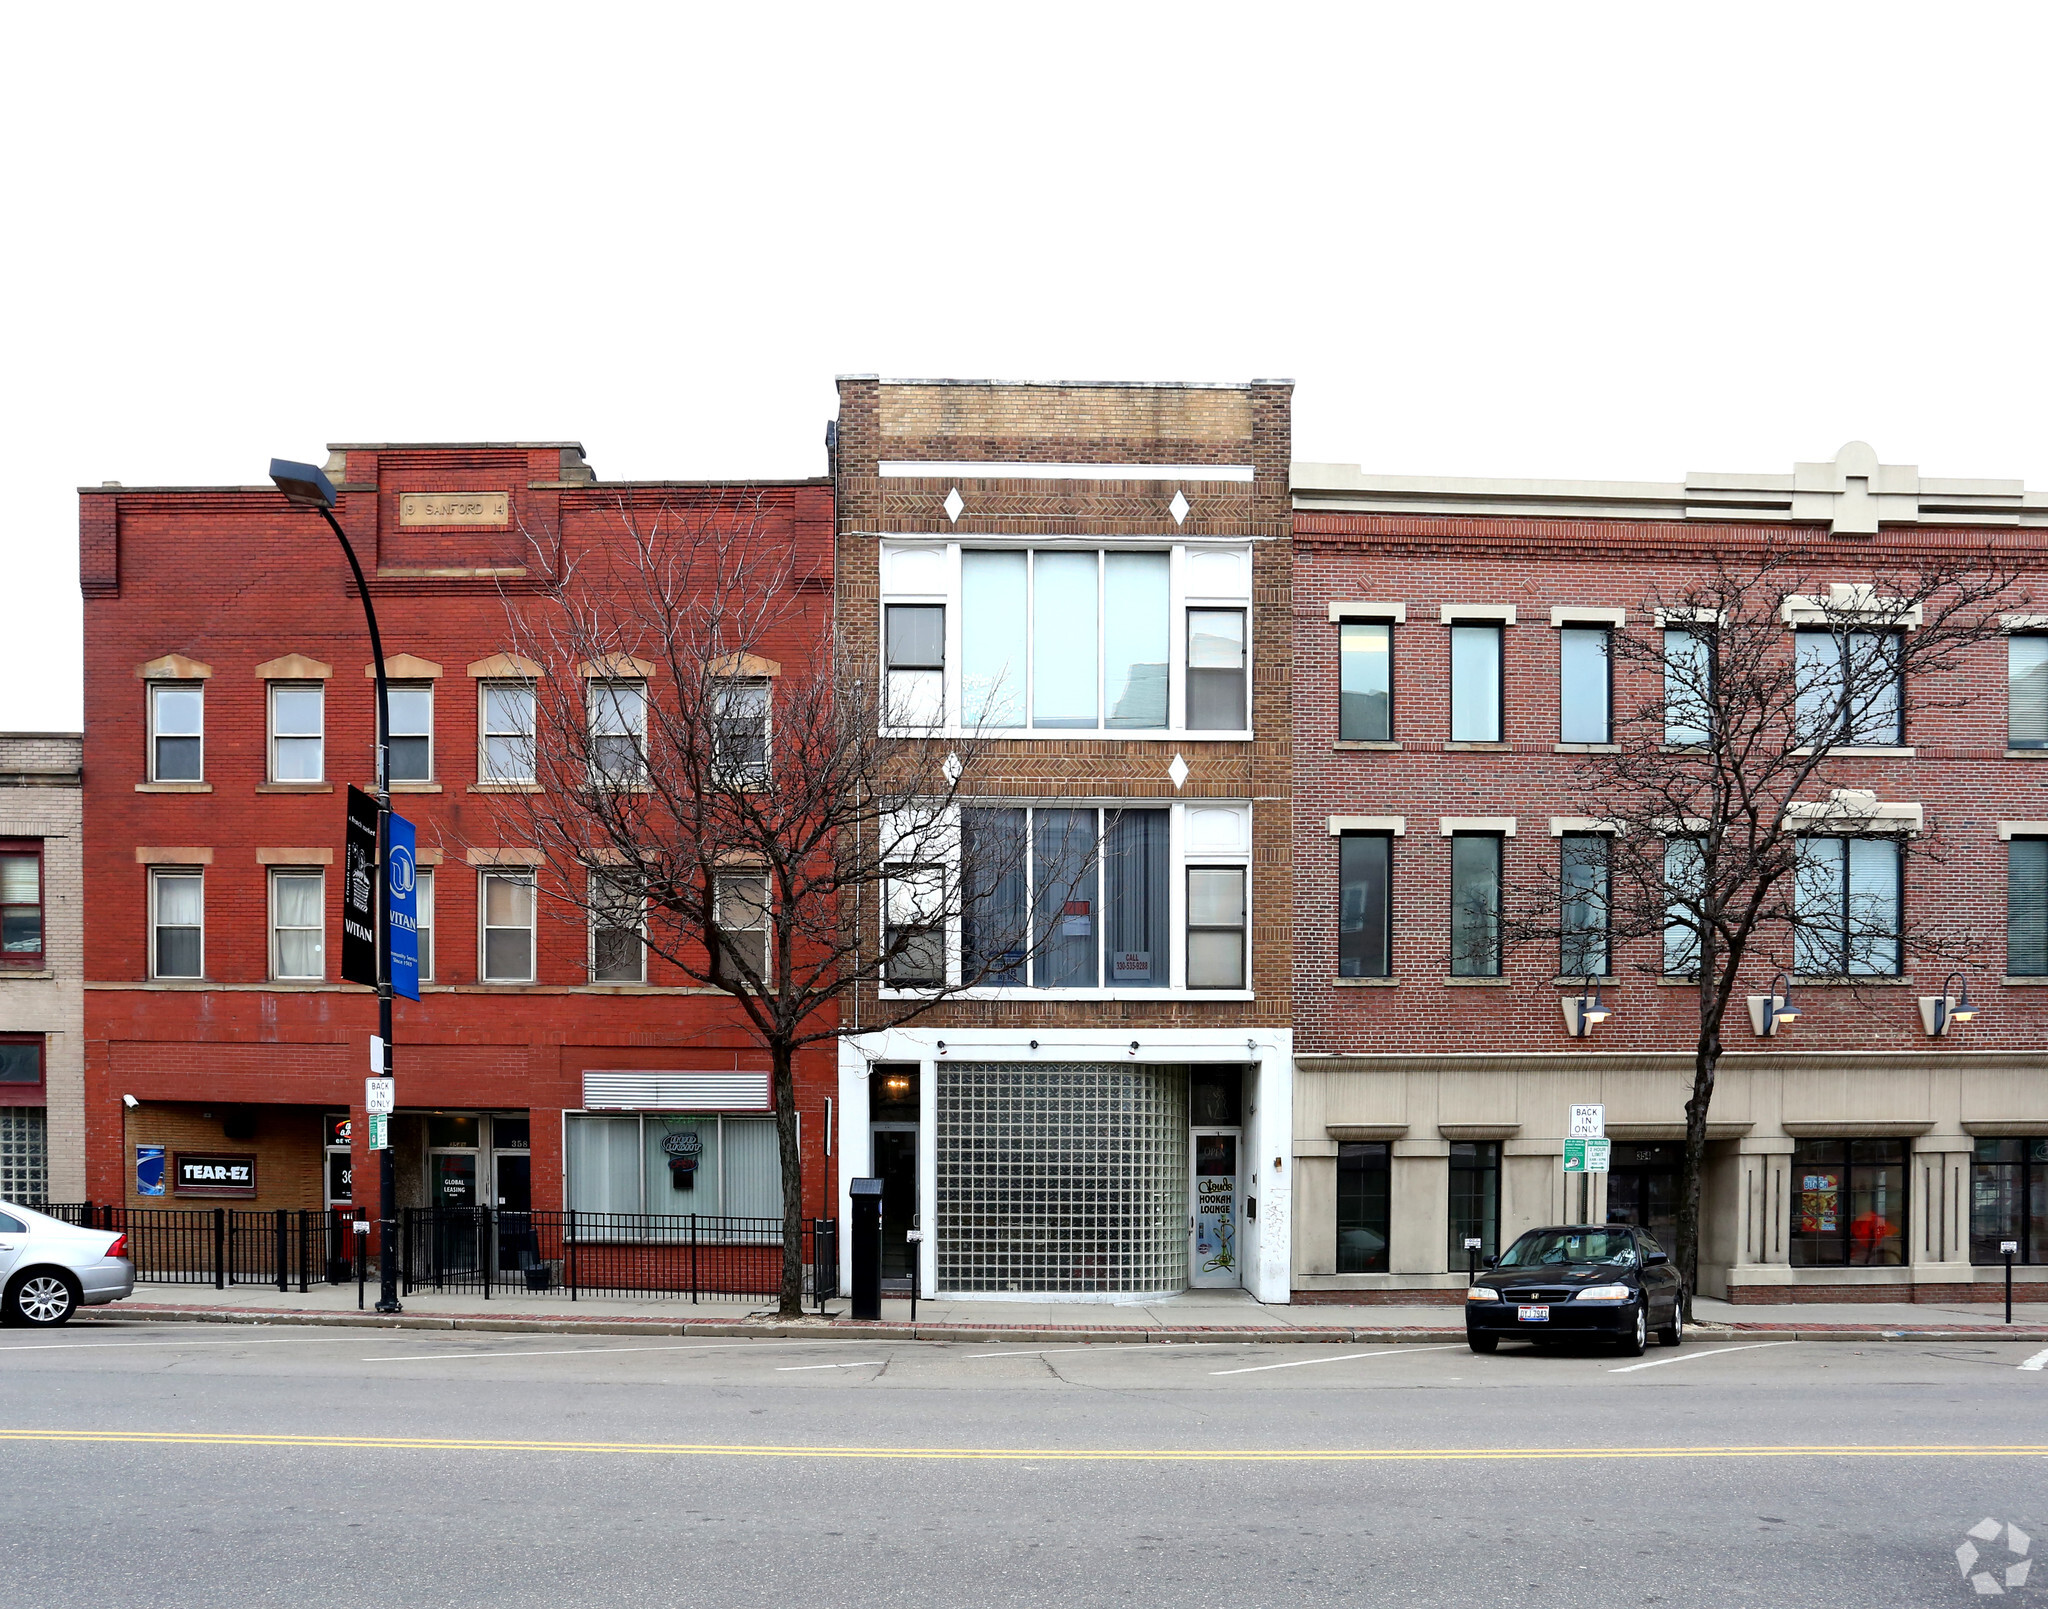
[1194,1133,1237,1275]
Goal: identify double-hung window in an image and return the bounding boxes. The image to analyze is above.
[589,680,648,786]
[149,682,204,781]
[1662,629,1713,745]
[480,871,536,983]
[2011,637,2048,750]
[1793,835,1901,976]
[388,683,433,782]
[1560,832,1609,977]
[1339,619,1393,741]
[1,844,42,966]
[480,683,537,783]
[885,605,945,728]
[883,864,946,986]
[1448,625,1503,742]
[1186,866,1247,990]
[1795,629,1903,746]
[269,683,324,781]
[269,869,325,980]
[714,872,769,980]
[713,680,770,785]
[1448,834,1502,976]
[1558,627,1611,743]
[414,869,435,983]
[1187,609,1247,730]
[151,869,204,979]
[2009,838,2048,977]
[1663,839,1703,977]
[1338,833,1391,979]
[591,873,645,983]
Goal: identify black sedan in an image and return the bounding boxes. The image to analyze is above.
[1464,1225,1684,1355]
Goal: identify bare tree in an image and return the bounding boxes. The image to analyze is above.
[1501,545,2028,1316]
[471,491,1080,1316]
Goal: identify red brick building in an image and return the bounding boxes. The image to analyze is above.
[78,443,837,1244]
[1290,444,2048,1302]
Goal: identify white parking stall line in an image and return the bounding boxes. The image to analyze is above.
[776,1360,887,1371]
[967,1349,1102,1359]
[1209,1344,1459,1377]
[364,1343,759,1363]
[1609,1341,1795,1374]
[2018,1348,2048,1372]
[0,1336,324,1353]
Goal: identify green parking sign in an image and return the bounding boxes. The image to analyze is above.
[1563,1137,1611,1174]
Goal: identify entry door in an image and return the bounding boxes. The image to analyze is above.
[428,1150,480,1272]
[495,1152,532,1211]
[1190,1129,1241,1288]
[324,1149,354,1210]
[873,1125,918,1284]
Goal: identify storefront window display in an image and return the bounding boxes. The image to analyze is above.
[1971,1138,2048,1266]
[1791,1138,1906,1266]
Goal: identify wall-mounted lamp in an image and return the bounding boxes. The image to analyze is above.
[1561,977,1611,1038]
[1919,971,1976,1037]
[1746,972,1798,1037]
[935,1040,946,1054]
[121,1093,139,1110]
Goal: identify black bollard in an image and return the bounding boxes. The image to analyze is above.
[849,1179,884,1322]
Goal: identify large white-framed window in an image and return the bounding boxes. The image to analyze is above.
[879,541,1254,737]
[565,1112,783,1221]
[588,679,648,786]
[269,868,326,980]
[150,868,204,980]
[905,798,1251,997]
[480,870,536,983]
[591,871,646,984]
[148,682,204,782]
[479,682,537,783]
[414,869,435,983]
[268,682,325,782]
[713,871,769,981]
[1793,834,1902,976]
[387,683,434,782]
[712,680,771,785]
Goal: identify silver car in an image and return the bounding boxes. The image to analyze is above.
[0,1200,135,1326]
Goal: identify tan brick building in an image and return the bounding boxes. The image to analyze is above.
[1,733,84,1203]
[832,378,1296,1301]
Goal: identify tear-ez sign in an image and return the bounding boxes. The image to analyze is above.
[173,1152,257,1196]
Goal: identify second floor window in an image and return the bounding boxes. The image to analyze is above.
[591,874,645,983]
[149,681,204,781]
[1448,625,1502,742]
[1793,835,1901,976]
[481,871,536,983]
[2010,838,2048,977]
[269,869,325,980]
[1339,620,1392,741]
[1558,627,1611,743]
[713,680,770,784]
[1338,833,1391,979]
[151,869,203,979]
[269,683,324,781]
[1795,629,1902,746]
[2011,637,2048,750]
[387,683,433,781]
[1449,834,1501,976]
[589,680,647,785]
[1663,629,1712,745]
[1,845,42,964]
[885,604,945,728]
[1560,833,1609,976]
[1663,838,1703,976]
[481,683,537,783]
[1186,866,1248,990]
[714,872,769,979]
[414,869,435,983]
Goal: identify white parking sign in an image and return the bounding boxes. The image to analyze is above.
[366,1077,395,1116]
[1569,1104,1605,1139]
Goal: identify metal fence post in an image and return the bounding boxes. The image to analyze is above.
[567,1208,578,1302]
[691,1214,699,1305]
[481,1208,493,1302]
[212,1208,225,1291]
[274,1208,287,1291]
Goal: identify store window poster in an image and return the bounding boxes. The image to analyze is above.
[1799,1172,1840,1233]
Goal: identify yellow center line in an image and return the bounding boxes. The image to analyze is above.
[1,1430,2045,1463]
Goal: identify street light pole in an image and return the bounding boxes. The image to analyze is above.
[270,458,402,1314]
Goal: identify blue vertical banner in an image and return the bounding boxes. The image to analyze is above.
[387,811,419,1002]
[135,1144,166,1198]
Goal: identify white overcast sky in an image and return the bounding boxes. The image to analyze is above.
[4,3,2044,729]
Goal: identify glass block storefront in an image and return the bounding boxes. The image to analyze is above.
[936,1063,1188,1296]
[0,1106,47,1202]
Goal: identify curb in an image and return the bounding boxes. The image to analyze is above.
[74,1305,2048,1345]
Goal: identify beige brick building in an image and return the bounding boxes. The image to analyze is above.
[0,733,83,1203]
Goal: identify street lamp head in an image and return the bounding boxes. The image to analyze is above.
[1949,972,1976,1023]
[1769,971,1798,1023]
[269,457,337,510]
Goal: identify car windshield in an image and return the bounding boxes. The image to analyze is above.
[1498,1229,1637,1268]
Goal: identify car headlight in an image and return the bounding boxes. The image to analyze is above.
[1574,1284,1633,1302]
[1465,1286,1500,1302]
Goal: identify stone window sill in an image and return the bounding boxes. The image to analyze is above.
[136,781,212,793]
[1790,746,1915,758]
[257,782,334,794]
[1443,741,1510,753]
[2004,976,2048,986]
[2007,750,2048,760]
[389,782,443,793]
[469,782,544,794]
[0,969,53,981]
[1552,975,1618,986]
[1554,743,1621,754]
[1442,975,1512,986]
[1331,976,1399,987]
[1333,740,1401,751]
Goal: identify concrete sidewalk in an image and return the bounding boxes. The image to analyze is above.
[73,1280,2048,1343]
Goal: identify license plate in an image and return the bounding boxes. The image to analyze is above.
[1517,1305,1550,1322]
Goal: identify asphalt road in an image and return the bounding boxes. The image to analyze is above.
[4,1323,2047,1608]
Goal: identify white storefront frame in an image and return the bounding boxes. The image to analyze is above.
[838,1026,1293,1304]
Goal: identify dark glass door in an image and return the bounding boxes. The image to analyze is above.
[1606,1143,1681,1252]
[874,1129,918,1283]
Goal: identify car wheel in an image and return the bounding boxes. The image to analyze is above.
[7,1269,80,1328]
[1616,1298,1647,1357]
[1657,1293,1684,1347]
[1467,1334,1498,1354]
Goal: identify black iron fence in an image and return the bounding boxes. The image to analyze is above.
[21,1203,839,1309]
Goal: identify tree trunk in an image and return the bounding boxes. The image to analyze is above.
[1677,1032,1720,1323]
[772,1038,804,1319]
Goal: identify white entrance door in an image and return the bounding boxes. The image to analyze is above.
[1189,1129,1241,1288]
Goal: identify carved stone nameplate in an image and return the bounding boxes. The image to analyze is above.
[399,491,510,527]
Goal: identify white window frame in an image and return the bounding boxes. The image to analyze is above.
[414,868,435,983]
[479,681,538,784]
[590,871,647,984]
[478,870,537,984]
[713,870,770,983]
[267,681,326,783]
[876,540,1255,739]
[147,681,205,783]
[712,679,772,787]
[268,867,326,981]
[1185,863,1249,990]
[150,867,205,980]
[387,681,435,783]
[879,798,1254,1001]
[587,678,649,787]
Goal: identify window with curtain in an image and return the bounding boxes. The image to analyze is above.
[481,871,535,982]
[1449,625,1502,742]
[1186,866,1247,990]
[1186,608,1247,730]
[1558,627,1610,743]
[885,604,945,727]
[480,683,536,782]
[2009,838,2048,977]
[2011,637,2048,749]
[591,873,644,983]
[1560,833,1609,977]
[1449,834,1501,976]
[1793,836,1901,976]
[1032,807,1099,987]
[884,864,947,985]
[564,1113,784,1223]
[149,682,204,782]
[962,807,1029,985]
[269,683,324,782]
[270,869,324,980]
[1,846,42,963]
[1338,833,1390,979]
[590,680,649,785]
[1795,630,1902,746]
[388,683,433,781]
[414,869,435,982]
[1663,839,1702,977]
[1339,620,1392,741]
[152,869,203,979]
[713,680,770,784]
[1103,808,1169,987]
[1662,629,1712,745]
[714,873,769,980]
[1337,1141,1391,1273]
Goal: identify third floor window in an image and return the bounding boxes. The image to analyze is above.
[269,682,324,781]
[149,681,203,781]
[2011,636,2048,750]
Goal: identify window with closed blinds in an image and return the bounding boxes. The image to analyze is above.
[2012,638,2048,749]
[2010,838,2048,977]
